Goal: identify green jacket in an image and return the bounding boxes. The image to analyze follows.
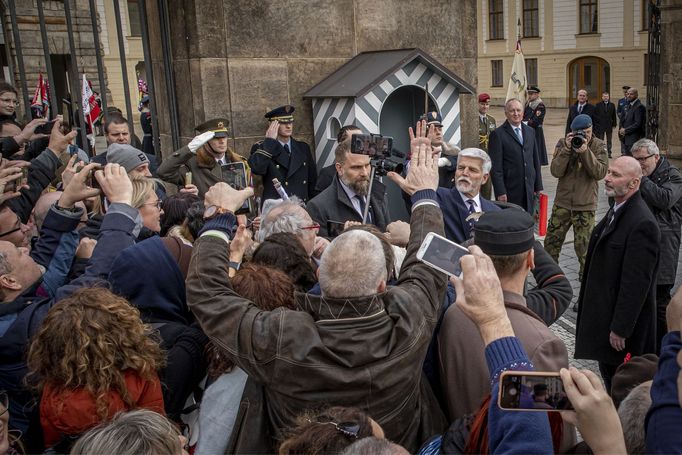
[479,114,496,151]
[550,136,608,211]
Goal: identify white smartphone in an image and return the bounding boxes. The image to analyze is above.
[498,371,574,411]
[416,232,470,277]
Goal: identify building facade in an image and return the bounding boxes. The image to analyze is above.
[478,0,650,107]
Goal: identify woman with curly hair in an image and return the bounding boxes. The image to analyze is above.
[26,287,165,449]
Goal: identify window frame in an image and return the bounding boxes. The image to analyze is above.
[522,0,540,38]
[579,0,599,35]
[491,60,504,87]
[525,58,538,87]
[488,0,505,40]
[127,0,142,37]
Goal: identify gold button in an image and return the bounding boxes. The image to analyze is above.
[285,182,289,186]
[276,165,280,169]
[303,180,307,184]
[304,162,307,166]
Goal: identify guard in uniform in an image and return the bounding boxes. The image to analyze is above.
[139,95,155,156]
[523,86,548,165]
[420,111,459,188]
[478,93,497,199]
[248,105,317,202]
[156,118,251,197]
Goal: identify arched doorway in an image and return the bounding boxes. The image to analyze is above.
[567,57,610,105]
[379,85,437,221]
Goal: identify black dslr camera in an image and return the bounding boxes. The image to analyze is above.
[571,130,586,149]
[350,134,404,176]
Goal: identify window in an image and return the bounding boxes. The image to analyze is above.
[491,60,503,87]
[522,0,539,37]
[127,0,141,37]
[525,58,538,86]
[642,1,651,30]
[327,117,341,140]
[579,0,598,34]
[489,0,504,40]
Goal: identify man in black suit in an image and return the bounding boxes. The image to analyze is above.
[565,89,596,134]
[306,139,390,238]
[315,124,362,194]
[248,105,318,202]
[618,87,647,156]
[574,156,660,390]
[592,91,617,157]
[488,98,543,214]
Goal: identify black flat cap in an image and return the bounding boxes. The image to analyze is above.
[265,105,295,123]
[474,209,535,255]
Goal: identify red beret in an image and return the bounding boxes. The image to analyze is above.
[478,93,491,103]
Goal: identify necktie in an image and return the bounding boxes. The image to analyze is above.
[283,143,290,156]
[466,199,476,236]
[355,195,371,223]
[514,127,523,145]
[578,104,583,114]
[600,208,615,238]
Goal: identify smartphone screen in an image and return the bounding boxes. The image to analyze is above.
[221,162,252,215]
[417,233,469,277]
[499,372,573,411]
[35,120,57,135]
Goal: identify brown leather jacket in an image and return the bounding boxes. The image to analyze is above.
[186,202,448,452]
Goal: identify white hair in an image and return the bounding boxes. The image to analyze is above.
[618,380,652,455]
[457,148,492,174]
[318,230,386,298]
[631,138,659,156]
[257,196,307,242]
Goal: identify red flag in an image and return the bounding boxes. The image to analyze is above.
[30,73,49,118]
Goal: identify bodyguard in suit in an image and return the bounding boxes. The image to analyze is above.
[565,89,596,134]
[488,98,543,214]
[618,87,647,156]
[306,139,390,238]
[523,86,548,165]
[248,105,317,202]
[436,148,499,243]
[593,91,617,157]
[575,157,660,391]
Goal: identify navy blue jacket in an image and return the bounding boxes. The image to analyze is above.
[646,331,682,453]
[488,121,543,214]
[0,203,141,433]
[109,236,191,325]
[436,187,500,243]
[248,137,317,202]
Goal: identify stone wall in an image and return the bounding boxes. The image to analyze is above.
[2,0,106,122]
[659,0,682,156]
[145,0,478,158]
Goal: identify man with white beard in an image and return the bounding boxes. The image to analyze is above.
[435,148,500,243]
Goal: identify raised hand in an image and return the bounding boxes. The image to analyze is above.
[204,182,254,214]
[60,163,103,208]
[265,120,279,139]
[387,140,438,195]
[0,165,28,204]
[47,118,78,156]
[94,163,133,205]
[410,119,431,157]
[188,131,215,154]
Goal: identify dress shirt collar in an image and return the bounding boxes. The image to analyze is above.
[459,191,481,211]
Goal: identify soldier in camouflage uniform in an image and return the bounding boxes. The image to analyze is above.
[544,114,608,280]
[478,93,496,199]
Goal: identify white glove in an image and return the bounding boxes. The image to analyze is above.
[438,157,452,168]
[188,131,215,154]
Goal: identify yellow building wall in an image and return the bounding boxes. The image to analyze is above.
[477,0,649,108]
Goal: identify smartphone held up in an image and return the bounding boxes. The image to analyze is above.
[416,232,470,277]
[498,371,573,411]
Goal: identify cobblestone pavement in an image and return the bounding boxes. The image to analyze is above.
[489,106,682,376]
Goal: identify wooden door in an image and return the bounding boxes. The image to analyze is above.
[568,57,610,105]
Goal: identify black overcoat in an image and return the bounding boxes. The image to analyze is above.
[575,191,660,365]
[488,121,543,214]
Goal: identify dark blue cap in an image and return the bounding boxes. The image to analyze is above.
[571,114,593,131]
[419,111,442,126]
[474,208,535,255]
[265,105,295,123]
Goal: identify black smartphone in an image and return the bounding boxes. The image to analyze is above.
[326,220,346,238]
[498,371,573,411]
[61,100,72,134]
[89,171,108,213]
[34,120,57,135]
[220,162,253,215]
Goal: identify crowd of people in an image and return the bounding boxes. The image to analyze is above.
[0,77,680,455]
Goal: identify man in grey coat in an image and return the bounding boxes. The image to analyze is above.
[632,138,682,349]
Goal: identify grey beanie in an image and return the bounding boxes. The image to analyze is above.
[107,143,149,173]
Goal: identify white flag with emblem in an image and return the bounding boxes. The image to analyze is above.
[505,40,527,105]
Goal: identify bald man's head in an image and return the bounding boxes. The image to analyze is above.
[605,156,642,202]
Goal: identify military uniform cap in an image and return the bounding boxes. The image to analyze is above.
[195,118,230,138]
[419,111,443,126]
[570,114,593,130]
[474,209,535,255]
[622,85,631,90]
[478,93,491,103]
[527,86,541,93]
[265,105,295,123]
[141,95,150,104]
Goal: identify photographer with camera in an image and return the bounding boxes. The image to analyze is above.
[544,114,608,284]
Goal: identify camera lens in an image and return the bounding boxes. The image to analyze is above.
[571,136,584,148]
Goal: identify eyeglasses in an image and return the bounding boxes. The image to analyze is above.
[0,225,22,238]
[0,390,8,418]
[300,223,320,232]
[634,154,655,162]
[143,199,162,209]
